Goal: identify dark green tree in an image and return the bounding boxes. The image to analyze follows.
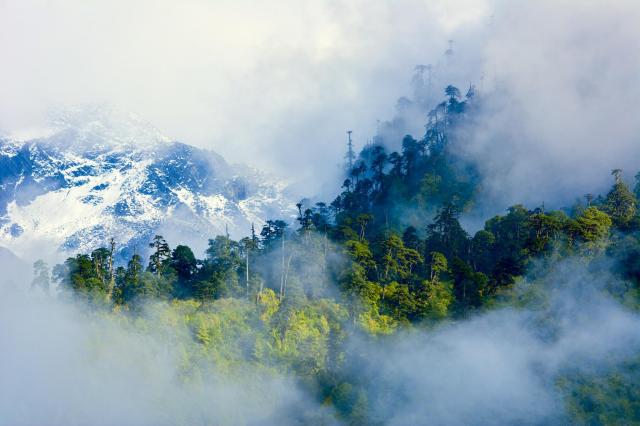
[605,169,636,227]
[170,245,198,296]
[451,258,487,314]
[148,235,171,275]
[426,203,469,261]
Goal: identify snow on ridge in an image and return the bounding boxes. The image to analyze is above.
[3,125,59,143]
[49,104,171,148]
[0,108,296,262]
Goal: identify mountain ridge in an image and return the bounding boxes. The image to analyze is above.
[0,107,296,262]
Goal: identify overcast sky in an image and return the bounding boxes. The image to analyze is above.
[1,0,639,206]
[0,0,486,186]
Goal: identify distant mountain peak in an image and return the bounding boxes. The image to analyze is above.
[4,105,171,152]
[0,107,295,262]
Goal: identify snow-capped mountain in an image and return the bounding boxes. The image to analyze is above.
[0,106,295,262]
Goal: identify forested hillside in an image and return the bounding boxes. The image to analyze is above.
[39,86,640,424]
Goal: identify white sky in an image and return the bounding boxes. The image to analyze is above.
[0,0,488,190]
[3,0,639,208]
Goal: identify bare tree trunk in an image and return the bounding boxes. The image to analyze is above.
[323,228,328,287]
[107,238,116,301]
[256,279,264,305]
[95,260,103,285]
[324,229,328,259]
[279,234,285,300]
[246,250,250,299]
[155,244,161,276]
[283,254,293,299]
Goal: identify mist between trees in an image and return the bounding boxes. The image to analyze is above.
[4,84,640,425]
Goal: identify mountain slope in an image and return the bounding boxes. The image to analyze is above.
[0,107,295,261]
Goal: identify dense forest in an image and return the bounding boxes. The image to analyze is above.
[37,86,640,424]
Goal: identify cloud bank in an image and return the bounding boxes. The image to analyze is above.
[2,253,639,424]
[0,286,330,426]
[2,0,640,213]
[0,0,487,195]
[355,260,640,425]
[458,0,640,209]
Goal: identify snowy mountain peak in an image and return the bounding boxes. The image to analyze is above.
[0,107,295,262]
[4,105,170,153]
[48,105,171,149]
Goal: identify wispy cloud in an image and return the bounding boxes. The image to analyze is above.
[0,0,488,193]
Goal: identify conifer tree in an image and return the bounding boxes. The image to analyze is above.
[606,169,636,226]
[31,259,50,294]
[148,235,170,276]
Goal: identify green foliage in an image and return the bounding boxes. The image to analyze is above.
[171,245,197,281]
[53,253,110,303]
[45,84,640,424]
[200,235,243,298]
[451,258,487,314]
[426,203,469,261]
[260,220,287,248]
[560,359,640,425]
[417,278,453,320]
[606,169,637,227]
[378,233,422,283]
[569,207,612,255]
[148,234,171,275]
[261,300,348,376]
